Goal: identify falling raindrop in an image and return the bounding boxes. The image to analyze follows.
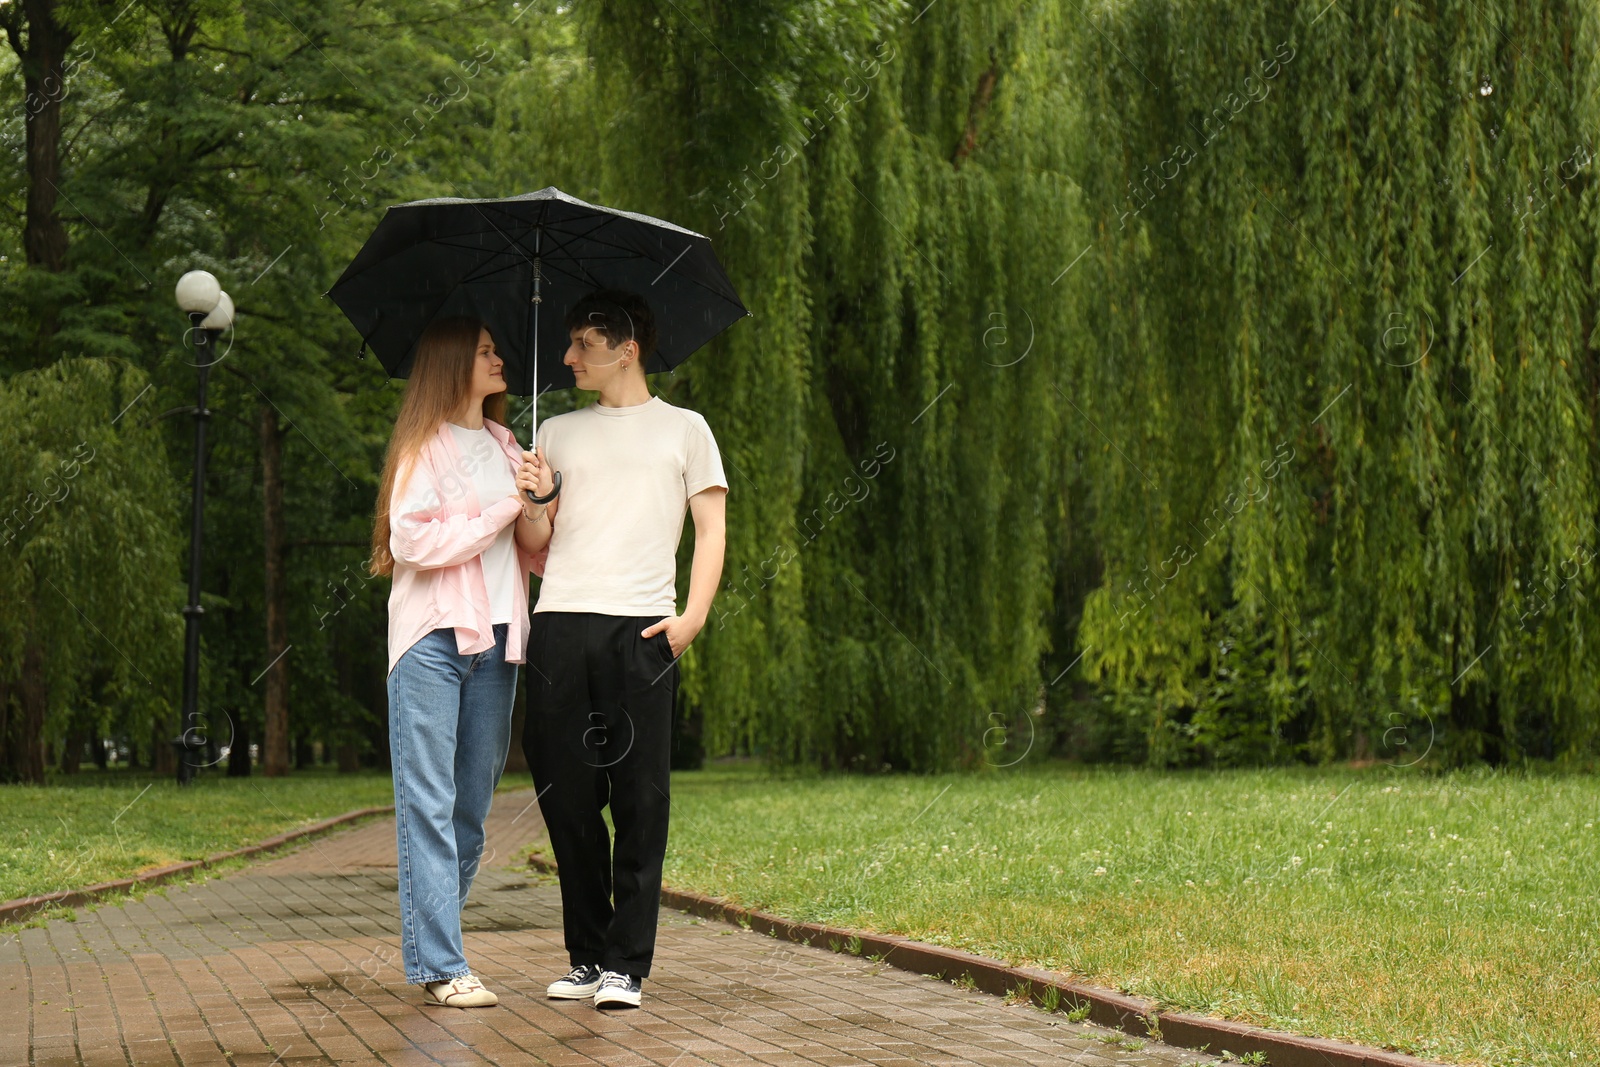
[1480,77,1493,96]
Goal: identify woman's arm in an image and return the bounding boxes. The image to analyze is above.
[512,449,558,558]
[390,462,523,570]
[513,502,554,559]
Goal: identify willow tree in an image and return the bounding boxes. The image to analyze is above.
[1068,0,1600,765]
[524,0,1084,770]
[0,359,181,781]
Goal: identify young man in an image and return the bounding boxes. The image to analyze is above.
[513,289,727,1010]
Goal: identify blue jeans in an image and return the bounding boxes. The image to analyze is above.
[387,623,517,984]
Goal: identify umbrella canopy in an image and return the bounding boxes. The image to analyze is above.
[325,187,749,398]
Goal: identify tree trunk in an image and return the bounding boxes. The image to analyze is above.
[227,712,251,776]
[0,678,14,782]
[16,642,49,784]
[9,0,76,362]
[260,405,291,776]
[15,0,73,273]
[90,734,107,769]
[151,718,175,776]
[58,726,85,774]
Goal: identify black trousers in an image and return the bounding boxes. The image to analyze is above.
[523,611,676,977]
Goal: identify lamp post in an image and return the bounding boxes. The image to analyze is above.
[172,271,235,786]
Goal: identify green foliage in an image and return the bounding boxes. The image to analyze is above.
[551,0,1082,770]
[0,359,182,776]
[2,0,537,773]
[1068,0,1600,767]
[6,0,1599,775]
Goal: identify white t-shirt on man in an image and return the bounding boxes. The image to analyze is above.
[534,395,727,617]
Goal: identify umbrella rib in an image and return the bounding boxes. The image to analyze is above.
[542,214,746,306]
[529,211,700,271]
[535,217,747,309]
[356,243,657,296]
[462,215,625,293]
[466,205,640,292]
[419,227,668,278]
[453,250,644,289]
[334,203,548,291]
[532,226,611,290]
[462,207,622,288]
[472,202,541,267]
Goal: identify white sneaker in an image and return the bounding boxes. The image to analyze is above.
[547,963,604,999]
[423,973,498,1008]
[593,969,642,1009]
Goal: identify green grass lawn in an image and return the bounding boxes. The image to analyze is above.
[0,767,402,904]
[7,762,1593,1065]
[663,763,1599,1067]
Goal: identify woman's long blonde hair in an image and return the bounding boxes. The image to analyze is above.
[369,316,508,577]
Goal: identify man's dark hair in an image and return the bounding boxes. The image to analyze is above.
[563,289,657,363]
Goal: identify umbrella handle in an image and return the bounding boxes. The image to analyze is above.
[525,469,562,505]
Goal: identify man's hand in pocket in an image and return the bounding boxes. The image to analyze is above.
[641,614,702,658]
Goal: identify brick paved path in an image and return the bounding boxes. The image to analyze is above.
[2,789,1222,1067]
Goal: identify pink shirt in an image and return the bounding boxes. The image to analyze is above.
[386,419,548,675]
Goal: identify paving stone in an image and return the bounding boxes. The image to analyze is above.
[3,790,1221,1067]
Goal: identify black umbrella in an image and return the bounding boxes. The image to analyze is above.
[325,186,750,500]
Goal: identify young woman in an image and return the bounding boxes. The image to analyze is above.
[368,315,556,1007]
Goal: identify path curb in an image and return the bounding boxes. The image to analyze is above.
[528,851,1446,1067]
[0,805,394,926]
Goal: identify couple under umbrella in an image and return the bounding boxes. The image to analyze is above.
[329,187,748,1009]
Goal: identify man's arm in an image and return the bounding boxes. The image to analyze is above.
[682,487,727,628]
[642,487,726,656]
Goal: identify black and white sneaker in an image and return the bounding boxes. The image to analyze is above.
[593,969,642,1009]
[546,963,604,999]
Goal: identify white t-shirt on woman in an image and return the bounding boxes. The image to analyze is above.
[426,421,520,624]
